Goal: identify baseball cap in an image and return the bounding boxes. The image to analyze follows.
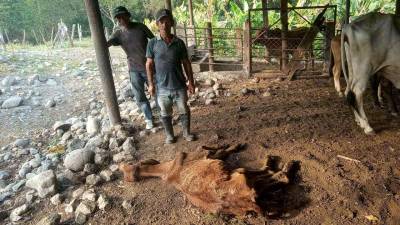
[113,6,131,18]
[155,9,173,22]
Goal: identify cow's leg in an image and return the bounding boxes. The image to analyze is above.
[333,63,343,97]
[353,87,375,135]
[382,81,399,116]
[119,159,174,182]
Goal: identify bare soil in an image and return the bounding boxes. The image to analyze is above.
[24,72,400,224]
[28,75,400,225]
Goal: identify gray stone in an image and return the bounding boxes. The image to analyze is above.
[205,99,214,105]
[83,163,97,175]
[204,79,215,86]
[85,174,101,186]
[97,194,109,210]
[75,200,96,215]
[60,169,81,185]
[75,213,87,225]
[45,99,56,108]
[108,138,120,150]
[29,148,39,155]
[122,137,135,152]
[26,170,57,198]
[72,187,85,199]
[113,151,133,163]
[86,116,100,136]
[99,169,114,182]
[241,88,249,95]
[36,213,61,225]
[25,190,36,203]
[65,199,79,214]
[109,164,119,172]
[94,152,110,165]
[213,83,222,90]
[52,121,72,131]
[81,189,96,202]
[2,96,23,108]
[84,136,103,150]
[29,158,41,168]
[10,204,29,222]
[1,76,17,86]
[0,192,11,202]
[14,138,30,148]
[67,139,86,151]
[19,164,32,178]
[46,79,57,86]
[122,200,133,210]
[64,149,95,172]
[12,180,26,192]
[0,171,10,180]
[0,180,7,189]
[50,193,64,205]
[61,131,72,142]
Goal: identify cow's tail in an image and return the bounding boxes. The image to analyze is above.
[341,25,359,113]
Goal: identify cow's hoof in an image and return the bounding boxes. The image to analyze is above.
[364,128,376,135]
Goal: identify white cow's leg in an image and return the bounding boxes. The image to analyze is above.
[354,88,375,135]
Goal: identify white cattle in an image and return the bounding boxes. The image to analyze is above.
[341,12,400,134]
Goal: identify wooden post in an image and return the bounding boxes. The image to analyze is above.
[78,24,82,41]
[22,30,26,45]
[281,0,288,70]
[71,24,76,42]
[206,22,214,72]
[262,0,270,60]
[243,20,252,77]
[183,24,188,46]
[84,0,121,126]
[187,0,196,47]
[165,0,176,35]
[345,0,350,24]
[236,28,242,58]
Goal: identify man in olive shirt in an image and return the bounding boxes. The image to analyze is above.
[146,9,196,144]
[107,6,155,129]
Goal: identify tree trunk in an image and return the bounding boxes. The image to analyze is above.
[32,29,39,45]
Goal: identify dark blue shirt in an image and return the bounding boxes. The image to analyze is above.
[146,35,188,90]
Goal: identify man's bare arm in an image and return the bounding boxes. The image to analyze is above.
[182,58,195,94]
[146,58,156,96]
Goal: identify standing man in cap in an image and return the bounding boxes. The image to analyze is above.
[146,9,196,144]
[107,6,155,129]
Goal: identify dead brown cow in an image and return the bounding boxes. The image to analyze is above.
[119,144,299,217]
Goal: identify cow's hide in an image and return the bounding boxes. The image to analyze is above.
[119,144,299,217]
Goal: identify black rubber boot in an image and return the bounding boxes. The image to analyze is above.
[180,113,196,141]
[160,116,176,144]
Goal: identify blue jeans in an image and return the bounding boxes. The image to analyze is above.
[157,89,189,117]
[129,71,153,121]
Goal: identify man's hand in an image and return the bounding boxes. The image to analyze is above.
[187,82,195,95]
[148,84,156,96]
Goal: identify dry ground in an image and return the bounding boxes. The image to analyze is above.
[25,72,400,224]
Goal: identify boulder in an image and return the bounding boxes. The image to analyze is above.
[75,201,96,215]
[85,174,101,186]
[10,204,29,222]
[52,121,72,132]
[2,96,23,108]
[64,149,95,172]
[1,76,17,86]
[97,194,109,210]
[36,213,61,225]
[26,170,57,198]
[86,116,100,136]
[13,138,30,148]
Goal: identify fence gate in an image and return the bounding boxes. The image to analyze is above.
[248,5,337,79]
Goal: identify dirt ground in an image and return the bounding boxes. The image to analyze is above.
[23,70,400,224]
[2,45,400,225]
